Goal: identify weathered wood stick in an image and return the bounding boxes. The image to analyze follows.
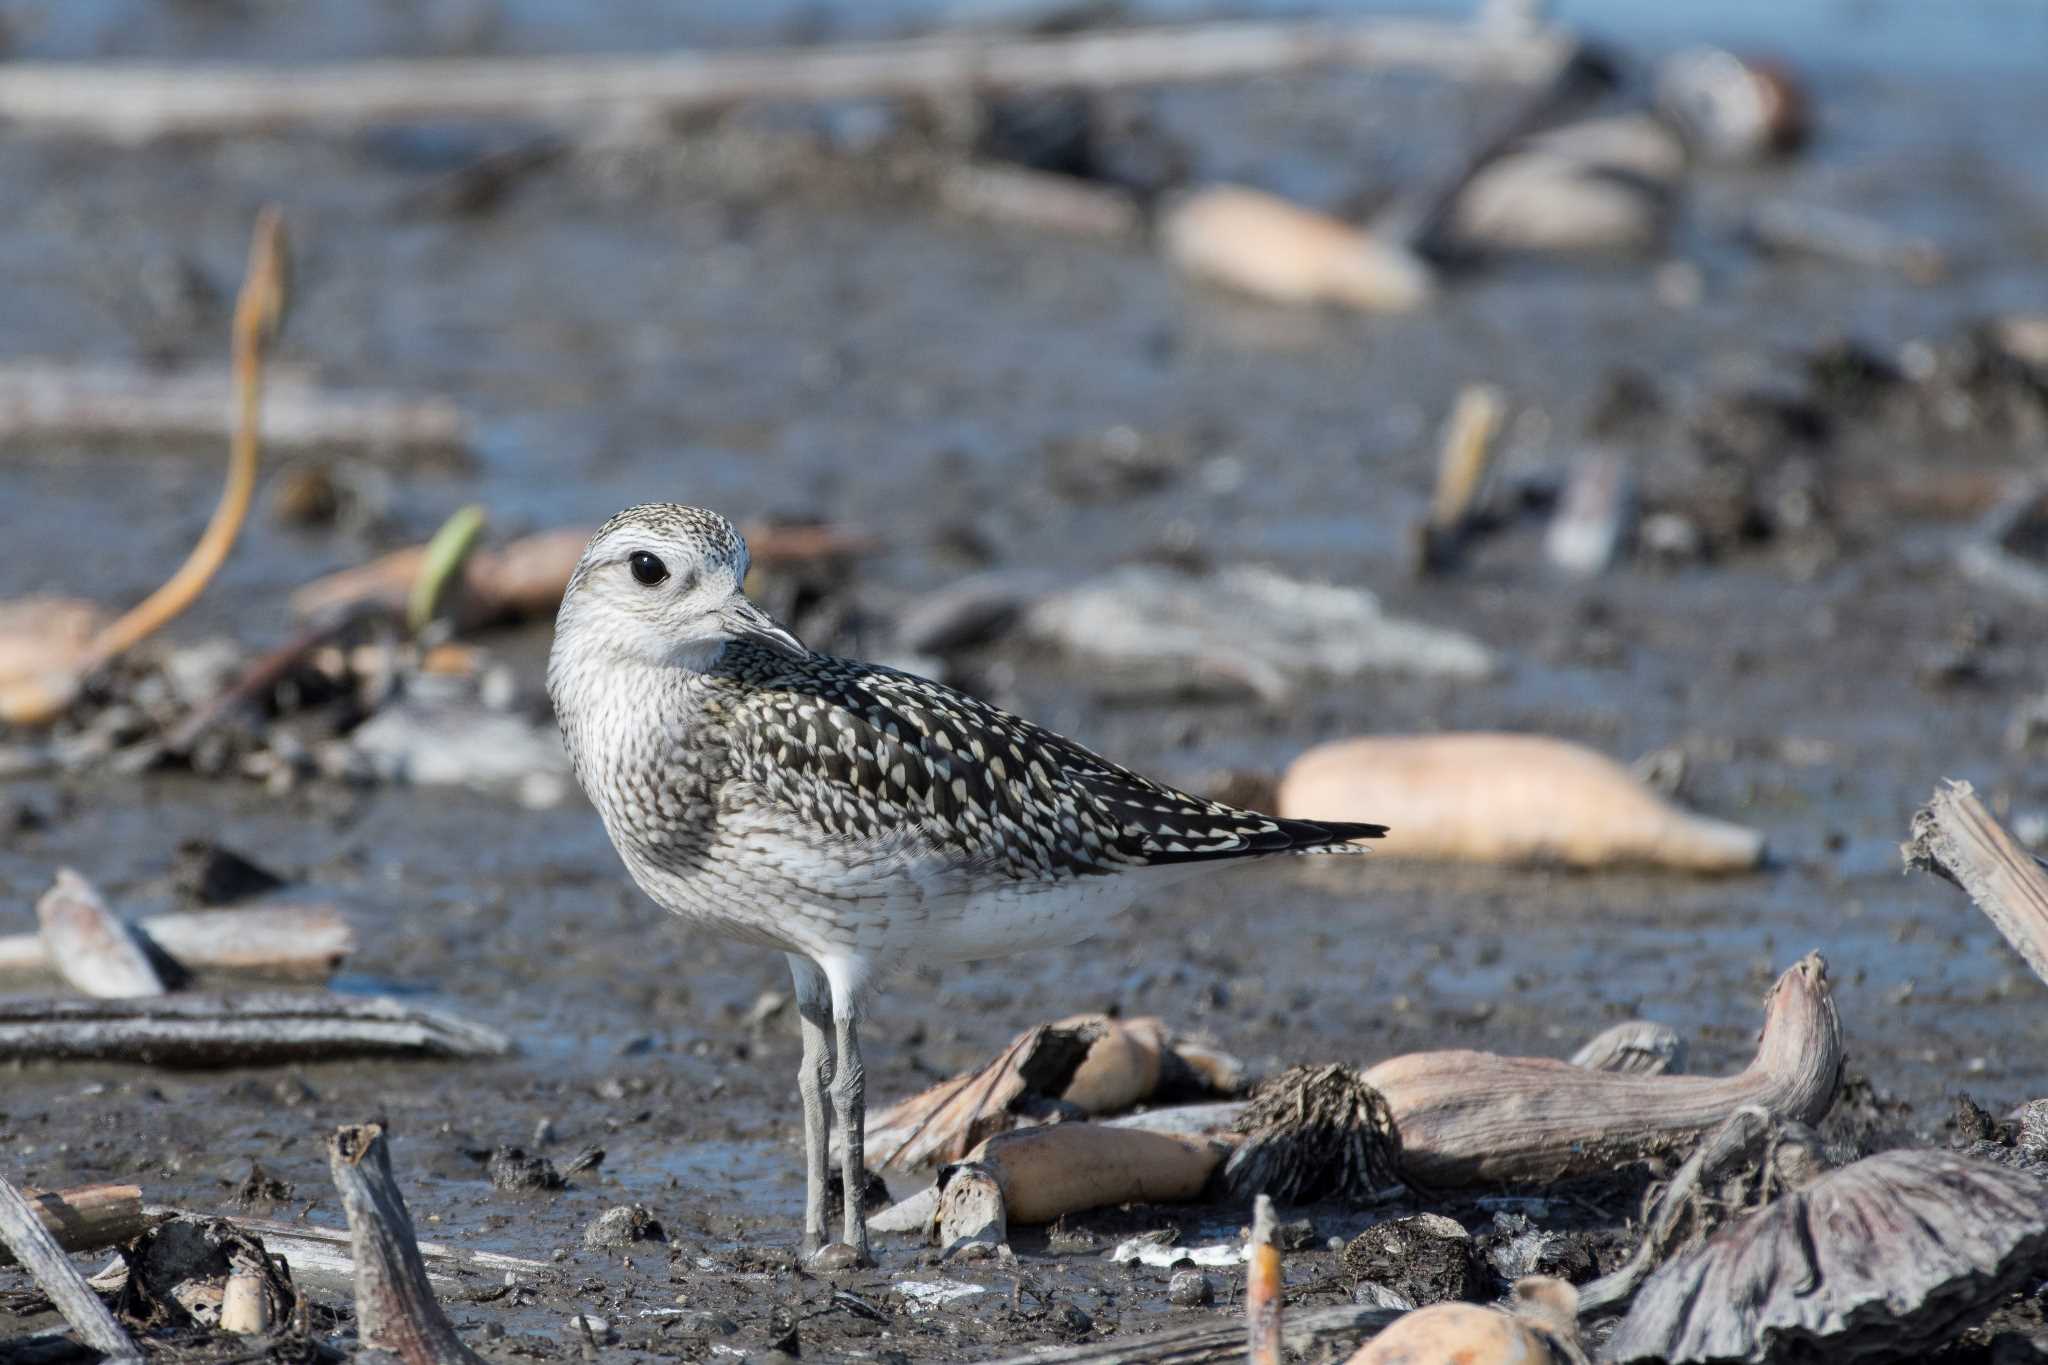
[1905,779,2048,989]
[1247,1194,1282,1365]
[0,20,1574,143]
[0,992,512,1065]
[34,869,168,999]
[0,362,468,459]
[327,1124,486,1365]
[981,1302,1401,1364]
[0,1174,140,1361]
[1364,953,1839,1185]
[0,1185,147,1267]
[0,902,356,981]
[147,1207,548,1291]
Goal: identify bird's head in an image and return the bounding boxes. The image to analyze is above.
[549,504,806,677]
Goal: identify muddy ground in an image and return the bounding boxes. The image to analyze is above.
[4,1,2048,1360]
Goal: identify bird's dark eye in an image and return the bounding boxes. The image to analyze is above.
[628,551,669,586]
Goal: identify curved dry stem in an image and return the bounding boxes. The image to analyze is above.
[77,207,287,674]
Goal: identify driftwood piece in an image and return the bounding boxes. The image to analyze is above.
[0,1185,146,1267]
[153,1208,547,1291]
[0,1173,140,1361]
[1277,733,1764,872]
[983,1302,1402,1364]
[0,20,1574,143]
[290,520,873,631]
[0,902,355,982]
[1607,1151,2048,1363]
[0,992,511,1065]
[1904,778,2048,988]
[937,163,1141,240]
[0,362,468,460]
[1957,482,2048,608]
[327,1124,485,1365]
[33,870,168,999]
[1362,954,1839,1185]
[1569,1020,1686,1075]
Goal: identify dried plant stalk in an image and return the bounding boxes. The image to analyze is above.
[1247,1195,1283,1365]
[0,207,285,725]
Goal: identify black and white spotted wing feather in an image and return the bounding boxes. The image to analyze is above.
[715,642,1385,884]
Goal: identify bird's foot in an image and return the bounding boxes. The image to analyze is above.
[808,1240,871,1272]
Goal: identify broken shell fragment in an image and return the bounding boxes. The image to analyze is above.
[1159,184,1435,314]
[1608,1150,2048,1363]
[1277,733,1764,871]
[1362,954,1839,1185]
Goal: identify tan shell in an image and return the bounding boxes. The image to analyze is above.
[1277,733,1763,871]
[1158,185,1434,313]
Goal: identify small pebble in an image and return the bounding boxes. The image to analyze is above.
[1167,1270,1215,1307]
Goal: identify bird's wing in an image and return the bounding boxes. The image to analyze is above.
[722,649,1384,883]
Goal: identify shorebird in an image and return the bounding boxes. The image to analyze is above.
[546,504,1386,1265]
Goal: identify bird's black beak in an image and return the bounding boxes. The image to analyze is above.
[720,596,808,659]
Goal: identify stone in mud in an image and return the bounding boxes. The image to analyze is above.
[584,1203,665,1250]
[486,1145,566,1193]
[1343,1214,1485,1307]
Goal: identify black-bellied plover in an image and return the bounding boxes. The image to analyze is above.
[546,504,1386,1265]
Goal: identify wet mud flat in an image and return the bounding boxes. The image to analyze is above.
[5,3,2048,1360]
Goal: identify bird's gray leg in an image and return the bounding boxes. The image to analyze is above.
[786,954,835,1258]
[830,1002,872,1263]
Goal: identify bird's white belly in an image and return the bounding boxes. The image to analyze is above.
[868,876,1138,963]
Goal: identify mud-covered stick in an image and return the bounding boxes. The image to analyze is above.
[1247,1194,1283,1365]
[1905,778,2048,989]
[0,1185,147,1267]
[0,903,357,982]
[0,992,511,1065]
[145,1207,547,1290]
[328,1124,485,1365]
[0,1174,140,1361]
[0,21,1574,141]
[34,870,167,999]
